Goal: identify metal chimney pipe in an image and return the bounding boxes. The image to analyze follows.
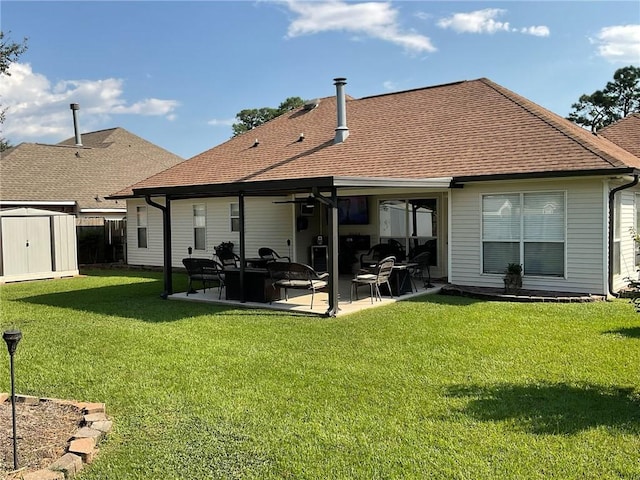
[333,78,349,144]
[70,103,82,147]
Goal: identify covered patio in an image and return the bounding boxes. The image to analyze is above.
[125,175,452,317]
[170,273,444,316]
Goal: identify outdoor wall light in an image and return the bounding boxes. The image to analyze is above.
[3,329,22,470]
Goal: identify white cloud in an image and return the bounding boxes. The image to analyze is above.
[0,63,179,142]
[437,8,510,34]
[437,8,549,37]
[207,118,235,127]
[283,0,436,54]
[593,24,640,63]
[520,26,550,37]
[383,80,397,90]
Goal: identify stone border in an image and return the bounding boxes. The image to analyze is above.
[0,393,111,480]
[440,284,605,303]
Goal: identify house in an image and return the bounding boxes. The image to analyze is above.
[111,77,640,314]
[1,125,184,264]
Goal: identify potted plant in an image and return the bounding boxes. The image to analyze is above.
[503,263,523,294]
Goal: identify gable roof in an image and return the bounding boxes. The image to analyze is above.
[114,78,640,198]
[599,113,640,158]
[1,127,184,212]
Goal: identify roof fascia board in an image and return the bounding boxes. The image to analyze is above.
[452,168,637,185]
[131,176,337,199]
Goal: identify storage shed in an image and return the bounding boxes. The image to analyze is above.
[0,208,79,283]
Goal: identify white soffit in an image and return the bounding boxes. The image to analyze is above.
[333,176,453,189]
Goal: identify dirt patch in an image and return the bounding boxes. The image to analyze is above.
[0,400,83,478]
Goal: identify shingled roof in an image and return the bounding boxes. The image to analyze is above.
[114,78,640,197]
[1,127,184,212]
[599,113,640,158]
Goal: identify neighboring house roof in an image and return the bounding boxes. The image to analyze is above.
[599,113,640,158]
[1,127,184,212]
[114,78,640,197]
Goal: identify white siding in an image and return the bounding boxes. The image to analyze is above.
[126,198,165,267]
[613,188,640,291]
[450,178,607,295]
[171,197,295,267]
[128,196,295,268]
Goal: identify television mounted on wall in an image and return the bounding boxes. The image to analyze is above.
[338,196,369,225]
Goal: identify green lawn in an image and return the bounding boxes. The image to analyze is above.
[1,270,639,479]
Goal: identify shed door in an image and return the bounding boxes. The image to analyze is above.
[2,217,52,275]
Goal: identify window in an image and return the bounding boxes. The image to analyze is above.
[379,198,437,263]
[136,206,148,248]
[230,203,240,232]
[193,204,206,250]
[482,192,565,276]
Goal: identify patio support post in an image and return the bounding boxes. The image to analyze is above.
[239,192,246,303]
[326,188,339,317]
[145,195,173,298]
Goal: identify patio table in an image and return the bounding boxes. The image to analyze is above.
[368,262,417,296]
[224,267,281,302]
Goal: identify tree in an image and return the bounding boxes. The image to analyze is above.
[232,96,305,137]
[567,65,640,132]
[0,31,29,151]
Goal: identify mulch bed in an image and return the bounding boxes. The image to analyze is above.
[0,400,83,478]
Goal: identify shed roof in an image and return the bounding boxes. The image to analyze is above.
[0,207,71,217]
[114,78,640,198]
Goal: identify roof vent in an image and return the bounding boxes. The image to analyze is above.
[303,99,320,111]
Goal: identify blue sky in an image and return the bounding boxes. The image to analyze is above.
[1,1,638,159]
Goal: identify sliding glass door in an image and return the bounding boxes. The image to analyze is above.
[379,198,437,264]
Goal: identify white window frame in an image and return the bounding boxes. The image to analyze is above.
[193,204,206,251]
[481,191,566,277]
[136,206,148,249]
[230,203,240,232]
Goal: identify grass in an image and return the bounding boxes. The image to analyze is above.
[1,269,639,479]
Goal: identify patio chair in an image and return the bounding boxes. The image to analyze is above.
[258,247,291,263]
[215,243,240,268]
[359,241,405,270]
[408,251,433,288]
[182,258,226,299]
[351,256,396,303]
[266,261,329,309]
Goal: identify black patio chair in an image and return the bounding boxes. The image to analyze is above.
[266,261,329,309]
[215,243,240,268]
[258,247,291,263]
[408,251,433,288]
[182,258,226,299]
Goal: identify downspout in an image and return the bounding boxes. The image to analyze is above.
[145,195,173,299]
[608,174,639,297]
